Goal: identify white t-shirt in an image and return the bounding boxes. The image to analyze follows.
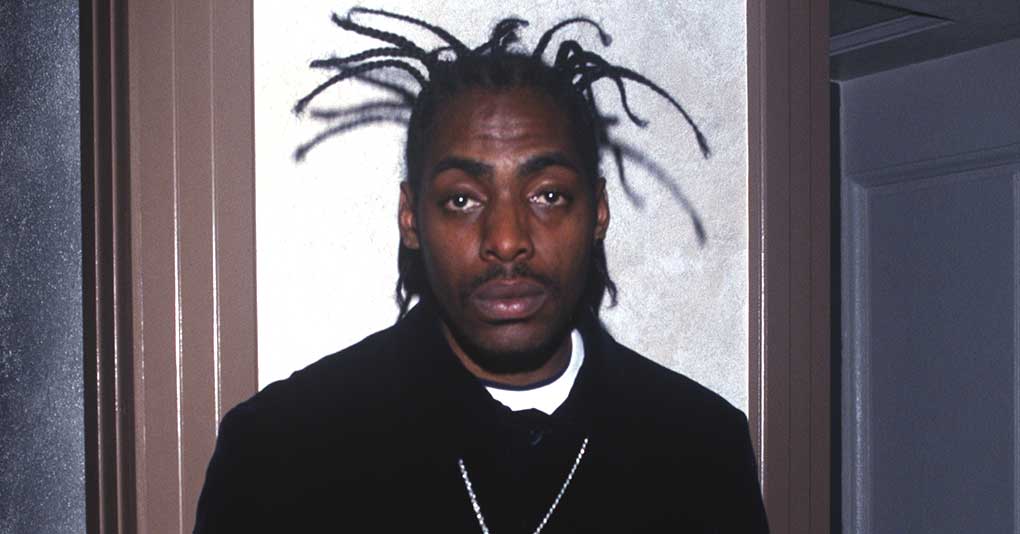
[484,329,584,415]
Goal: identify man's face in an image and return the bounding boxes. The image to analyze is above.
[399,87,609,374]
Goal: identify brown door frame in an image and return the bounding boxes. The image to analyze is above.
[748,1,832,533]
[82,1,257,532]
[82,2,135,531]
[83,1,830,532]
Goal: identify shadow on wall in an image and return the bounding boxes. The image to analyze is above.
[289,8,712,245]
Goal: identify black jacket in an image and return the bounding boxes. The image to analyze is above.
[194,303,769,533]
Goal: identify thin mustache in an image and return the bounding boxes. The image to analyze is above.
[466,264,558,296]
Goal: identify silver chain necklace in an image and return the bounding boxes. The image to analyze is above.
[457,437,589,534]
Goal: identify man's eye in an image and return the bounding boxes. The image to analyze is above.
[531,191,570,206]
[444,194,481,211]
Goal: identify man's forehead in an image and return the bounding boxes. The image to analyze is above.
[428,88,575,155]
[468,91,552,124]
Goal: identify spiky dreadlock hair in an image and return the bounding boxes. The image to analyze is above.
[294,7,710,320]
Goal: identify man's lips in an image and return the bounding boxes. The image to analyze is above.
[470,279,548,321]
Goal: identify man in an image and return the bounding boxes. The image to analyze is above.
[196,9,767,533]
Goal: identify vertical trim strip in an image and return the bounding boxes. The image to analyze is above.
[1013,170,1020,534]
[747,0,831,531]
[843,180,872,534]
[746,0,766,477]
[208,0,222,427]
[170,2,185,532]
[83,1,139,531]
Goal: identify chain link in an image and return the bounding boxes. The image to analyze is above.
[458,437,589,534]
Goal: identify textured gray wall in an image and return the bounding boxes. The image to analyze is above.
[254,1,749,411]
[0,1,86,533]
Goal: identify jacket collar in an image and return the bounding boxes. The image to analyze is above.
[391,300,613,443]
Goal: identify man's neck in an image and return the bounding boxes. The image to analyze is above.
[439,322,572,388]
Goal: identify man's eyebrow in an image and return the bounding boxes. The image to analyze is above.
[517,152,581,178]
[430,157,493,180]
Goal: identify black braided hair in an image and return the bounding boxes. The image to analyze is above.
[294,7,711,320]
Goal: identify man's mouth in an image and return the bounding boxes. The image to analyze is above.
[470,279,548,322]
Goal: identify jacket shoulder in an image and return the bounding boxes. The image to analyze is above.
[226,321,409,432]
[603,338,748,438]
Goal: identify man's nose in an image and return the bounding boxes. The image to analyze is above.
[481,197,533,263]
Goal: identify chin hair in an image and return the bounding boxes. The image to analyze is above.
[446,321,570,375]
[465,343,557,375]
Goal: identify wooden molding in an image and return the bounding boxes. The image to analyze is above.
[83,1,257,532]
[747,0,832,532]
[1014,169,1020,534]
[82,1,136,532]
[841,179,872,534]
[830,14,951,56]
[846,142,1020,187]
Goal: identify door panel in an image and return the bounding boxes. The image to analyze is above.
[862,166,1018,533]
[845,157,1020,533]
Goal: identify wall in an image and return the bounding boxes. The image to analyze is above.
[0,1,86,532]
[841,38,1020,533]
[254,1,751,412]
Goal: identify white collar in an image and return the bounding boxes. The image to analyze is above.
[484,330,585,416]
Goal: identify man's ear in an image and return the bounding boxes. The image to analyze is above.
[398,182,421,250]
[594,177,610,240]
